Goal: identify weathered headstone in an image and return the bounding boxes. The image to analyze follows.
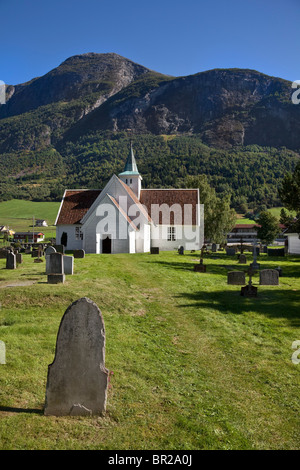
[0,249,8,259]
[16,253,23,264]
[259,269,279,286]
[227,271,245,285]
[63,255,74,275]
[226,247,236,256]
[241,266,258,297]
[0,341,5,364]
[73,249,85,259]
[178,246,184,255]
[275,266,282,277]
[150,247,159,254]
[238,254,247,264]
[47,252,65,284]
[211,243,217,253]
[45,246,56,255]
[194,259,206,272]
[44,297,108,416]
[6,252,16,269]
[267,248,285,257]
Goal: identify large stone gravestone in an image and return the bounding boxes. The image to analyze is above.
[259,269,279,286]
[54,244,65,254]
[6,252,16,270]
[0,341,5,364]
[45,246,56,255]
[150,247,159,254]
[47,252,65,284]
[178,246,184,255]
[44,297,108,416]
[267,248,285,257]
[227,271,246,285]
[226,247,236,256]
[16,253,23,264]
[63,255,74,275]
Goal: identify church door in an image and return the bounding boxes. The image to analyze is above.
[102,236,112,254]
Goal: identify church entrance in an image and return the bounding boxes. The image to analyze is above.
[102,236,112,254]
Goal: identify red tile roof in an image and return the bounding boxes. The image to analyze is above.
[140,189,199,225]
[56,190,101,225]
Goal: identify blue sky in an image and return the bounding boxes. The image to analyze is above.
[1,0,299,85]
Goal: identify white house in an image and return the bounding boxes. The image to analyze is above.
[55,144,203,254]
[285,231,300,254]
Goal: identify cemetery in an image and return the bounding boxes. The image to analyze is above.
[0,245,299,450]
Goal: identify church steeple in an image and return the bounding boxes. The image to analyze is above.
[119,142,142,199]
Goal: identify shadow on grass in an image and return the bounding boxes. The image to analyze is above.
[175,288,300,326]
[0,405,43,415]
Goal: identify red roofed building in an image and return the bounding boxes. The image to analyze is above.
[55,144,203,253]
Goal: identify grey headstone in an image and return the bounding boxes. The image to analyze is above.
[150,247,159,254]
[227,271,246,285]
[48,274,65,284]
[49,252,64,274]
[45,246,56,255]
[54,245,65,254]
[44,297,108,416]
[211,243,217,252]
[238,254,247,264]
[259,269,279,285]
[63,255,74,275]
[0,341,5,364]
[267,248,285,257]
[16,253,23,264]
[178,246,184,255]
[226,247,236,256]
[73,249,85,259]
[6,252,16,269]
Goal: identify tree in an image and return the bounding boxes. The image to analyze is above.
[256,211,279,245]
[279,163,300,234]
[185,174,236,244]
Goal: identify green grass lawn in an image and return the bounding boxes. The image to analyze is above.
[0,199,60,242]
[0,250,299,450]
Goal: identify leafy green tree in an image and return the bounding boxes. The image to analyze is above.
[256,211,279,245]
[185,174,236,244]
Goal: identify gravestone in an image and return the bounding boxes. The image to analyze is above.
[263,245,268,254]
[226,247,236,256]
[6,252,16,270]
[178,246,184,255]
[275,266,282,277]
[227,271,245,285]
[47,252,65,284]
[211,243,217,253]
[63,255,74,275]
[0,341,5,364]
[267,248,285,257]
[238,254,247,264]
[45,246,56,255]
[0,250,8,259]
[259,269,279,286]
[44,297,108,416]
[241,266,258,297]
[150,247,159,254]
[73,249,85,259]
[16,253,23,264]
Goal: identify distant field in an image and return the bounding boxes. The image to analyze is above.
[0,199,60,241]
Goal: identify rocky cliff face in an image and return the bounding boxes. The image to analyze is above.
[0,53,299,152]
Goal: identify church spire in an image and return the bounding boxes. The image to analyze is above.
[120,141,140,175]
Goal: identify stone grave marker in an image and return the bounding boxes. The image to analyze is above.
[150,247,159,254]
[241,266,258,297]
[16,253,23,264]
[227,271,245,285]
[73,249,85,259]
[54,244,65,254]
[259,269,279,286]
[47,252,65,284]
[178,246,184,255]
[238,254,247,264]
[63,255,74,275]
[45,246,56,255]
[6,252,16,270]
[44,297,108,416]
[194,258,206,272]
[226,247,236,256]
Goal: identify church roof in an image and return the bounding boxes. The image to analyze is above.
[55,189,102,225]
[119,143,140,176]
[140,189,199,225]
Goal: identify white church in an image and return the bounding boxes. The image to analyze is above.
[55,144,203,254]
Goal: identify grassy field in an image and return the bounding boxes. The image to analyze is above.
[0,199,60,242]
[0,249,299,450]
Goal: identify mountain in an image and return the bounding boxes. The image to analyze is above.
[0,53,299,208]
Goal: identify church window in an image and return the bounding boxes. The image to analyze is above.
[167,226,176,241]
